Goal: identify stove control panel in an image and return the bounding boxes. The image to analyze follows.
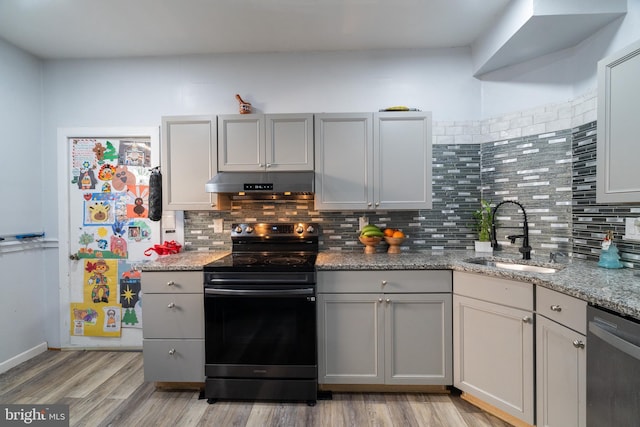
[231,223,318,238]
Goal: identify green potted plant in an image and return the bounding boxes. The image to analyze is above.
[473,199,493,252]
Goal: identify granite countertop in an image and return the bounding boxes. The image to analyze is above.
[140,250,229,271]
[140,249,640,321]
[317,250,640,321]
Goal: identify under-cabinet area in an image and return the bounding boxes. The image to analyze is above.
[317,270,452,387]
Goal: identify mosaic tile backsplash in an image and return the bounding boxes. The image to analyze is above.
[184,120,640,266]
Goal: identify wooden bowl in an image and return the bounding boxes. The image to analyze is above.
[384,236,405,254]
[359,236,382,254]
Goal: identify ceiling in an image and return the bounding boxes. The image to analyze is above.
[0,0,512,59]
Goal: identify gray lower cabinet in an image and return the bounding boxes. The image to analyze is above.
[317,270,452,385]
[453,272,534,425]
[536,286,587,427]
[142,271,205,383]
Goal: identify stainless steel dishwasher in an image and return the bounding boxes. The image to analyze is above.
[587,305,640,426]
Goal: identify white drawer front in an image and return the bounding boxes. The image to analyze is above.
[143,339,205,382]
[453,271,533,311]
[142,271,202,294]
[318,270,452,293]
[142,293,204,339]
[536,286,586,334]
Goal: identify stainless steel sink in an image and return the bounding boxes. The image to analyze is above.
[464,258,563,274]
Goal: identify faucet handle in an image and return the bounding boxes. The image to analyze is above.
[507,234,524,244]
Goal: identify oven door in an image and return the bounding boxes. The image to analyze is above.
[204,285,317,379]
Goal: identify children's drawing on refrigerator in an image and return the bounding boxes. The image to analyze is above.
[67,134,156,341]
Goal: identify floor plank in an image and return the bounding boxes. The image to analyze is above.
[0,351,514,427]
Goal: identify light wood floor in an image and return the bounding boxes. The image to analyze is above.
[0,350,512,427]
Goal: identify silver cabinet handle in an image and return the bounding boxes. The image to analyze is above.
[375,202,380,207]
[266,163,272,168]
[381,280,387,286]
[385,298,390,304]
[522,316,532,323]
[167,302,175,309]
[551,305,562,312]
[367,202,372,207]
[378,298,383,303]
[168,348,176,355]
[572,340,585,349]
[167,281,175,287]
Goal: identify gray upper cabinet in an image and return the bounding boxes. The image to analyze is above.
[218,113,314,172]
[161,116,229,210]
[597,38,640,203]
[374,112,432,210]
[314,112,432,211]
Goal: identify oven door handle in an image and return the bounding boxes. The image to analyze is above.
[205,287,315,297]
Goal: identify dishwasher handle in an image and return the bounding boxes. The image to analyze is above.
[589,320,640,361]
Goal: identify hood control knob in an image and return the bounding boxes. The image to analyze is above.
[245,226,253,233]
[234,225,243,233]
[306,225,315,233]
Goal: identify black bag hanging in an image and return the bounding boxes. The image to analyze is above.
[148,166,162,222]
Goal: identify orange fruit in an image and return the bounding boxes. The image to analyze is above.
[383,228,395,237]
[392,230,405,238]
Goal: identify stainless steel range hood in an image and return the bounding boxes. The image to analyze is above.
[205,171,314,199]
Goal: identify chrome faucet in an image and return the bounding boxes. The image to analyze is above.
[490,200,532,260]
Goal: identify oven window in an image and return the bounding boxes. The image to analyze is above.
[205,295,316,366]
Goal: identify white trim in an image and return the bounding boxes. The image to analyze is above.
[0,342,48,374]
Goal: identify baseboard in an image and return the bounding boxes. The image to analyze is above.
[461,391,534,427]
[318,384,449,393]
[0,342,48,374]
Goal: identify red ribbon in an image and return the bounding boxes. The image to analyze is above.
[144,240,182,256]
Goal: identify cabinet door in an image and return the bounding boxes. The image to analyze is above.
[536,316,586,427]
[385,293,452,385]
[374,112,432,210]
[266,114,314,171]
[142,339,205,382]
[317,293,383,384]
[142,293,204,339]
[453,294,534,425]
[218,114,265,171]
[161,116,220,210]
[314,113,373,210]
[597,39,640,203]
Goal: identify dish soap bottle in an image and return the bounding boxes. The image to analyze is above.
[598,230,623,269]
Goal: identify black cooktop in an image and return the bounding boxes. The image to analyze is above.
[203,252,317,273]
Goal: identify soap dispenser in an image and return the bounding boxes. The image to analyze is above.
[598,230,623,269]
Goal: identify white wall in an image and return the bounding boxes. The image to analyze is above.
[479,0,640,118]
[0,38,48,368]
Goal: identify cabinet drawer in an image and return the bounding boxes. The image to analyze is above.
[537,286,586,334]
[453,271,533,311]
[142,293,204,339]
[317,270,452,293]
[143,339,204,382]
[142,271,202,294]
